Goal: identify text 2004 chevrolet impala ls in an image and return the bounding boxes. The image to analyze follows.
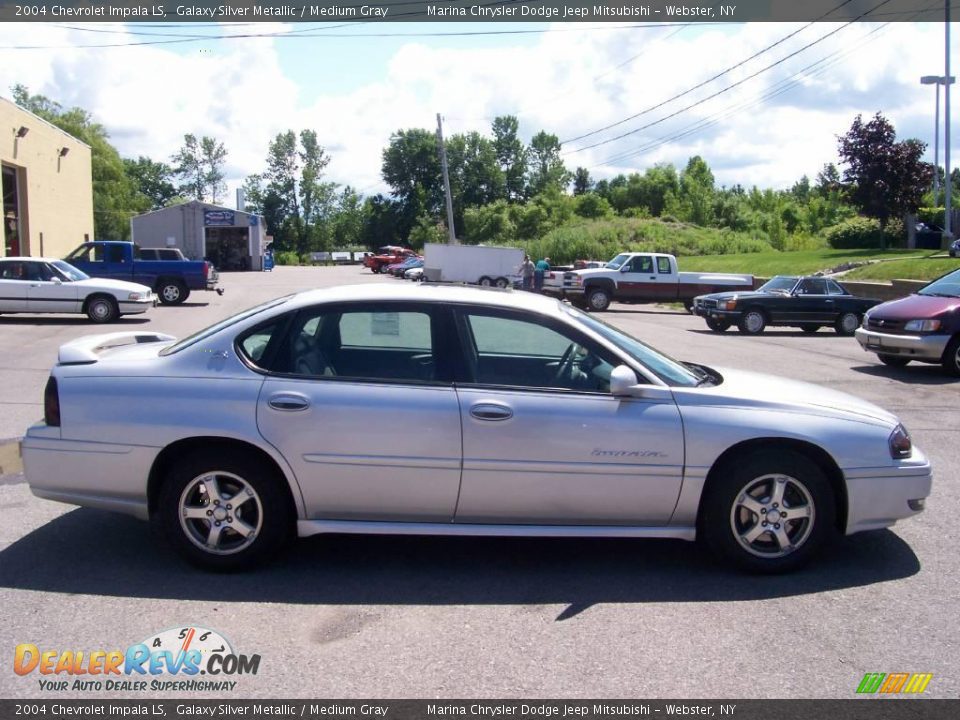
[22,285,931,572]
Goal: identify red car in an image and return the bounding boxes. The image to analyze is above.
[364,246,417,274]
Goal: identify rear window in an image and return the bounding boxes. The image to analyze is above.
[160,296,292,356]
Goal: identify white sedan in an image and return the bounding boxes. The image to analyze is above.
[22,284,931,572]
[0,257,155,323]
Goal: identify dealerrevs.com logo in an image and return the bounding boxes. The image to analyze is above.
[14,626,260,692]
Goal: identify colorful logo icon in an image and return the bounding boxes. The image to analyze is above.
[856,672,933,694]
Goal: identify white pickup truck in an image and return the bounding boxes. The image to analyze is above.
[543,252,755,311]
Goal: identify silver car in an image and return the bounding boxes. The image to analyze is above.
[22,285,932,572]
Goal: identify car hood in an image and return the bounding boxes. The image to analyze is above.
[697,289,781,302]
[683,366,898,428]
[74,277,153,294]
[868,293,960,319]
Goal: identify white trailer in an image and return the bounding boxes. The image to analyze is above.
[423,243,525,287]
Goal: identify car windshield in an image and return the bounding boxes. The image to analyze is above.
[917,268,960,298]
[759,276,798,294]
[606,254,630,270]
[160,296,293,356]
[563,306,702,387]
[50,260,89,282]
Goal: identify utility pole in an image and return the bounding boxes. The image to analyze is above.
[436,113,457,244]
[945,1,953,240]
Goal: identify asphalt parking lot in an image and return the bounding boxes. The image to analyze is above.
[0,265,957,699]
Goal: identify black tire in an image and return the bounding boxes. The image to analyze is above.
[586,287,612,312]
[878,355,910,368]
[494,277,510,289]
[834,312,860,336]
[158,280,189,305]
[800,325,821,334]
[737,309,766,335]
[706,318,730,332]
[478,276,493,287]
[156,450,292,571]
[86,296,119,324]
[370,266,379,274]
[570,297,588,310]
[682,300,694,313]
[699,450,835,573]
[941,335,960,377]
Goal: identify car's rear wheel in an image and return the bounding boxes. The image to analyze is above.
[706,318,730,332]
[800,325,821,334]
[878,354,910,368]
[156,451,292,570]
[699,450,834,573]
[834,312,860,336]
[586,287,612,311]
[158,280,189,305]
[86,296,119,323]
[942,335,960,377]
[737,309,766,335]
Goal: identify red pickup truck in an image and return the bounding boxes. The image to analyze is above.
[364,246,417,274]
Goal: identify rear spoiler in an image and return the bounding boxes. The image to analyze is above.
[58,332,177,365]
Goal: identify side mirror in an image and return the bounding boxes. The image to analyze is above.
[619,265,630,273]
[51,277,62,285]
[609,365,639,396]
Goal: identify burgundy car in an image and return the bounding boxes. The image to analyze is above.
[855,267,960,376]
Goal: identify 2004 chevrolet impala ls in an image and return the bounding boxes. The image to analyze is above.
[22,285,931,572]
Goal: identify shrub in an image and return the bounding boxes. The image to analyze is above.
[823,217,885,249]
[275,251,300,266]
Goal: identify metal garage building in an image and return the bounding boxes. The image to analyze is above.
[131,200,266,271]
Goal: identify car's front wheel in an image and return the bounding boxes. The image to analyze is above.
[158,280,189,305]
[86,296,119,323]
[834,312,860,336]
[699,450,834,573]
[586,287,612,311]
[706,318,730,332]
[737,309,766,335]
[156,451,292,570]
[879,354,910,368]
[942,335,960,377]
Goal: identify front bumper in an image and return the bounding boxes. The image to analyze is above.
[693,306,743,322]
[844,448,932,534]
[854,327,949,361]
[118,295,157,314]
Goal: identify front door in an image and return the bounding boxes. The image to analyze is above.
[451,308,685,526]
[25,261,80,314]
[617,255,660,301]
[254,303,463,522]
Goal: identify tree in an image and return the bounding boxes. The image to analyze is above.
[837,113,933,232]
[446,131,505,232]
[491,115,527,201]
[171,134,228,203]
[13,84,147,239]
[572,167,592,196]
[526,131,570,196]
[123,157,179,210]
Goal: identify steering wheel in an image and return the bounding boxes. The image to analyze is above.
[554,343,578,383]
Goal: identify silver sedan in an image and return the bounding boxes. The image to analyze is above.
[22,284,931,572]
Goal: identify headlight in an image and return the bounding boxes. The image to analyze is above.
[904,319,941,332]
[889,423,912,459]
[127,292,145,301]
[861,313,870,328]
[718,298,737,310]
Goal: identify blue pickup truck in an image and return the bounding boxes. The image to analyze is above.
[65,241,221,305]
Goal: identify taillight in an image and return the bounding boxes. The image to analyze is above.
[44,376,61,427]
[203,261,210,279]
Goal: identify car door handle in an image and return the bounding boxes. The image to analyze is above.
[268,393,310,411]
[470,403,513,421]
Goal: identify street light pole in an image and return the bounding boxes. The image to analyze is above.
[921,75,954,200]
[945,3,953,240]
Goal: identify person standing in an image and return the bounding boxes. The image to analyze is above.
[519,255,535,291]
[534,256,551,292]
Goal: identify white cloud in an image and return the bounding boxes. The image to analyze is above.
[0,20,955,201]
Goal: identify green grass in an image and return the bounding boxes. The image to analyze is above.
[841,256,960,281]
[678,249,924,277]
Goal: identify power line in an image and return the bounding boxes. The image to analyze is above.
[562,0,895,156]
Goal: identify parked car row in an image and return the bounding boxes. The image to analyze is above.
[364,246,418,274]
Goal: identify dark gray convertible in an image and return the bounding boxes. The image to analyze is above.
[693,275,881,335]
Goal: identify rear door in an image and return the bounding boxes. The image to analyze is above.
[254,302,463,522]
[451,307,685,526]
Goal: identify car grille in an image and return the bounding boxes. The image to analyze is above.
[867,317,905,332]
[697,298,718,310]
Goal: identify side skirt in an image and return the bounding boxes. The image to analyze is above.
[298,519,696,540]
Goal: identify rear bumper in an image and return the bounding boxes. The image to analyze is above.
[844,449,932,534]
[854,328,949,361]
[22,425,155,521]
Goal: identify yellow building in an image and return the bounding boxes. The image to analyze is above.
[1,96,94,259]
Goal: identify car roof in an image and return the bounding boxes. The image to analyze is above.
[0,257,62,263]
[281,283,566,315]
